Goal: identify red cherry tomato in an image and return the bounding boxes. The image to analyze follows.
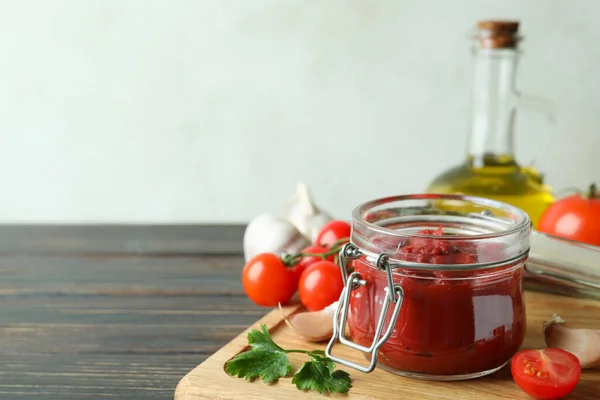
[537,185,600,246]
[315,220,351,247]
[511,348,581,400]
[242,253,296,307]
[291,245,335,285]
[298,260,344,311]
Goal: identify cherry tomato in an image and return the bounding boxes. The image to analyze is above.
[511,348,581,400]
[242,253,296,307]
[291,245,335,285]
[537,184,600,246]
[298,260,344,311]
[315,220,351,247]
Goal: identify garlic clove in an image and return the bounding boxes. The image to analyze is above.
[284,182,332,242]
[544,313,600,369]
[243,213,309,262]
[280,302,339,342]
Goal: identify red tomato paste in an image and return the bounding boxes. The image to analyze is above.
[347,227,525,376]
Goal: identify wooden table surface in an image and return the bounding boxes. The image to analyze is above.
[0,225,261,399]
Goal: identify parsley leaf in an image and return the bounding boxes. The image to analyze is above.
[225,348,292,384]
[225,324,352,394]
[247,324,285,352]
[292,353,352,394]
[225,325,291,384]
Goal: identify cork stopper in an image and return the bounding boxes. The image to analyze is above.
[476,20,520,49]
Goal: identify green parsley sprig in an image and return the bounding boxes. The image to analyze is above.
[225,324,351,394]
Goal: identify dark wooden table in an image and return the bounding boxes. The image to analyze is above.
[0,225,262,399]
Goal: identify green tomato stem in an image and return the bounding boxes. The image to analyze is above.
[588,183,598,199]
[329,237,351,249]
[281,238,350,267]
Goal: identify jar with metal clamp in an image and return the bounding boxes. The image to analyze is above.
[325,194,531,380]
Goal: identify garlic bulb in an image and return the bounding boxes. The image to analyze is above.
[243,213,310,262]
[284,182,332,242]
[543,314,600,369]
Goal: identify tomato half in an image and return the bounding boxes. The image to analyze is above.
[242,253,296,307]
[537,185,600,246]
[291,245,335,285]
[511,348,581,400]
[315,220,351,247]
[298,260,344,311]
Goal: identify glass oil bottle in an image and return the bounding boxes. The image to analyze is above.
[426,21,555,226]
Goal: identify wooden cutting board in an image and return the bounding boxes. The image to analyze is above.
[175,291,600,399]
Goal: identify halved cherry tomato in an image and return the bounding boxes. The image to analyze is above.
[291,245,335,285]
[242,253,296,307]
[298,260,344,311]
[315,220,351,247]
[511,348,581,400]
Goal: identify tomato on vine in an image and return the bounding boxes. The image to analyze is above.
[298,260,344,311]
[291,245,335,285]
[242,253,296,307]
[315,220,351,247]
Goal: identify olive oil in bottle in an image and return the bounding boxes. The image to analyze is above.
[426,21,555,226]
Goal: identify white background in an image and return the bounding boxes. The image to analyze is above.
[0,0,598,223]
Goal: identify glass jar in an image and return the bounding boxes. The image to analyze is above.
[325,194,531,381]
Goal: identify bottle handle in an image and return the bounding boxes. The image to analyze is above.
[513,92,557,181]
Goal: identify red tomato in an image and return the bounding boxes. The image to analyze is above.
[511,348,581,400]
[315,220,351,247]
[298,260,344,311]
[291,245,335,285]
[537,185,600,246]
[242,253,296,307]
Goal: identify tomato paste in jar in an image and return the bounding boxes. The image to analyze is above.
[347,227,526,377]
